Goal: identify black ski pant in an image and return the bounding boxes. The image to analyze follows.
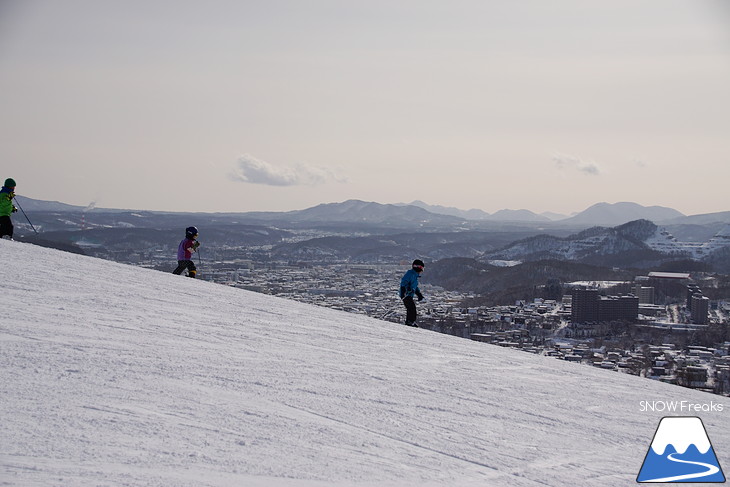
[0,216,13,239]
[173,260,196,278]
[403,296,417,325]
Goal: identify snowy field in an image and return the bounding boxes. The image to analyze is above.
[1,239,728,486]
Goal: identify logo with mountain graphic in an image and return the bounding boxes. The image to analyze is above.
[637,416,725,483]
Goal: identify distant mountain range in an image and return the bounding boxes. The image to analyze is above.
[402,200,554,222]
[12,197,133,214]
[403,200,687,225]
[226,199,718,228]
[14,196,729,231]
[558,202,684,226]
[398,201,492,220]
[12,195,730,278]
[285,200,462,227]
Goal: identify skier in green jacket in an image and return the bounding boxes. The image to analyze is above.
[0,178,17,240]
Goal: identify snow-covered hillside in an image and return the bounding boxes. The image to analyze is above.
[645,224,730,259]
[1,240,728,486]
[487,220,730,265]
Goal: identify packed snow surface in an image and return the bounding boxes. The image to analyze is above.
[1,239,728,486]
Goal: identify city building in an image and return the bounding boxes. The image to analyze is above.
[691,294,710,325]
[571,288,639,324]
[687,284,702,310]
[632,285,655,305]
[571,288,599,323]
[599,295,639,322]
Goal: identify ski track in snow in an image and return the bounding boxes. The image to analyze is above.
[1,239,728,486]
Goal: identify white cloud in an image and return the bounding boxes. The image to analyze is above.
[230,154,347,187]
[552,153,601,176]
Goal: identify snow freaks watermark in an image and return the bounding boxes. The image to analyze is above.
[636,417,726,483]
[639,400,724,413]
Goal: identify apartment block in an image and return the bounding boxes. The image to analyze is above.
[692,294,710,325]
[571,288,638,324]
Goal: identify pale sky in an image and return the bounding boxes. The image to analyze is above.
[1,0,729,215]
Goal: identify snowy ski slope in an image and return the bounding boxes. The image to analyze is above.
[1,239,728,486]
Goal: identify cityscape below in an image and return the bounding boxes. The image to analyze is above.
[131,247,728,398]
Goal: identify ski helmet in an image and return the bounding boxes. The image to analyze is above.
[4,178,15,188]
[185,226,199,238]
[412,259,425,272]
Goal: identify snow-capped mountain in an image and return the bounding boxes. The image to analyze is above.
[485,220,657,262]
[611,223,730,260]
[486,220,730,266]
[1,240,729,486]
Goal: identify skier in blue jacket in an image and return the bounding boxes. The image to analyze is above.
[399,259,425,327]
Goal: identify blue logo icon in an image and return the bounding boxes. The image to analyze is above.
[637,416,725,483]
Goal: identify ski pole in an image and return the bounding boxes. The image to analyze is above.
[381,304,399,320]
[13,197,38,234]
[197,246,202,278]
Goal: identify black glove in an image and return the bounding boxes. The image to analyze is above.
[399,286,406,299]
[193,241,201,250]
[416,291,424,301]
[12,206,17,213]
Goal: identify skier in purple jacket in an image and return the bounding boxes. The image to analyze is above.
[172,226,200,278]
